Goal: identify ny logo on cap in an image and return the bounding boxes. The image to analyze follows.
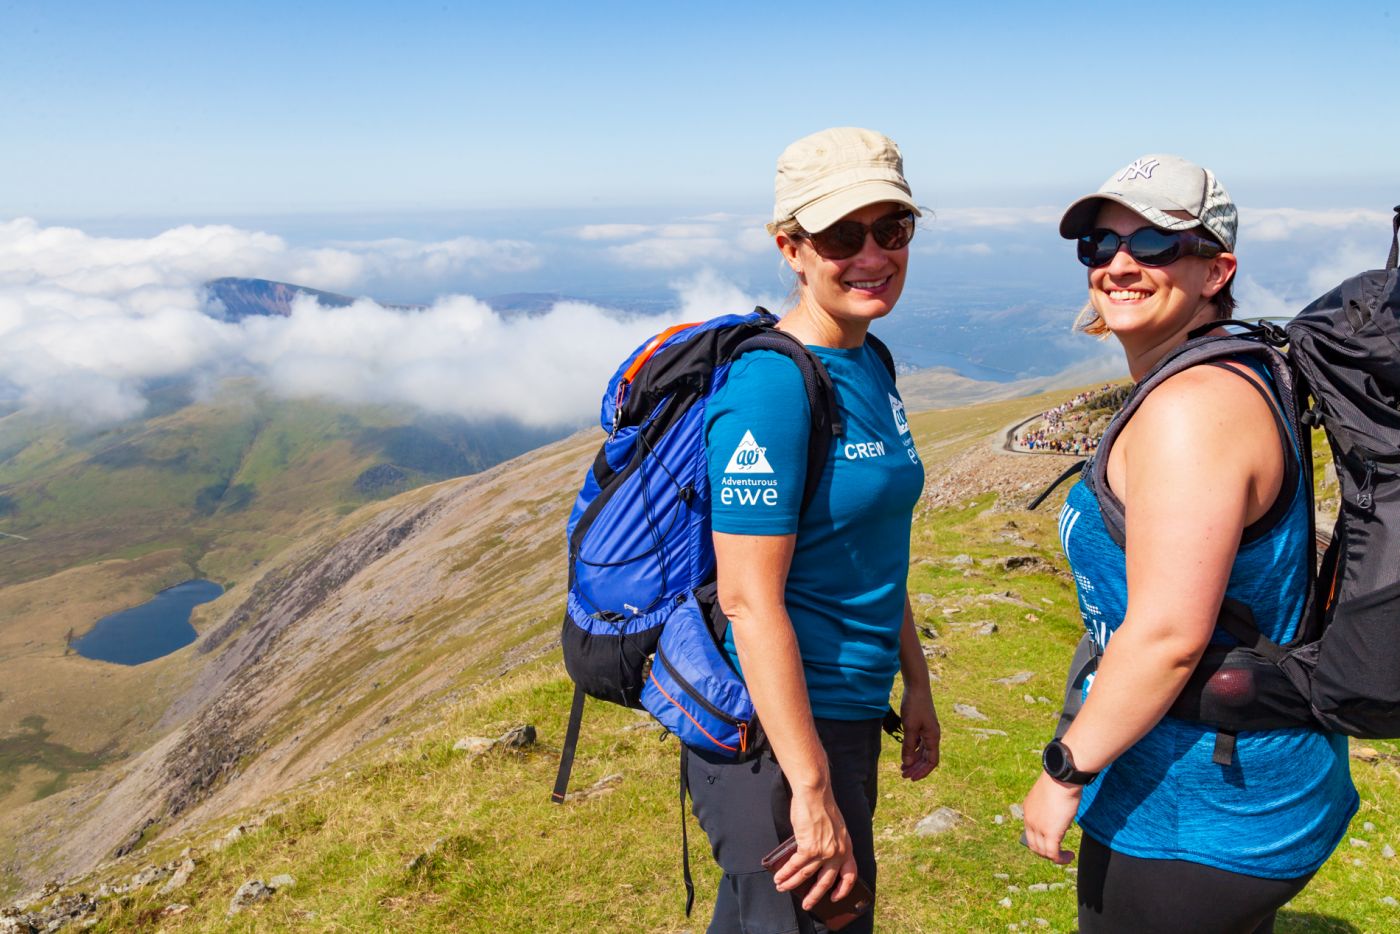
[1118,158,1161,182]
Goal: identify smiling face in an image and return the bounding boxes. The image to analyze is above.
[1086,202,1234,347]
[779,201,909,336]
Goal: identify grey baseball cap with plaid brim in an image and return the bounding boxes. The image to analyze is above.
[767,127,921,235]
[1059,154,1238,251]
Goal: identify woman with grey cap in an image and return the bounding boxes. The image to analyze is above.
[687,127,941,933]
[1021,155,1357,932]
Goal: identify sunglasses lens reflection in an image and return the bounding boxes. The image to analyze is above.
[808,211,914,260]
[871,213,915,251]
[1078,228,1187,268]
[1128,228,1181,266]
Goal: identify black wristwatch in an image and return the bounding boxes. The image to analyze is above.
[1042,740,1098,786]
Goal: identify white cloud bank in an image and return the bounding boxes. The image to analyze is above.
[0,218,764,426]
[575,216,773,270]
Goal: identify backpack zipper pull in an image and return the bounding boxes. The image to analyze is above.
[610,381,628,437]
[1356,458,1377,513]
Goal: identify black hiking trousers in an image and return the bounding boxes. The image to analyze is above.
[1078,832,1316,933]
[686,717,882,934]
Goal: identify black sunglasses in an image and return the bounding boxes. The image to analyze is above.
[1077,227,1225,268]
[798,210,916,260]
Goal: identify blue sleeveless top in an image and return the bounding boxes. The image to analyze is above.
[1061,361,1357,878]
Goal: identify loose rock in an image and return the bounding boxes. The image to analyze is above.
[131,864,171,888]
[1364,821,1376,832]
[158,858,197,895]
[1382,844,1395,859]
[1028,883,1048,892]
[998,897,1012,909]
[1009,804,1025,821]
[498,725,537,748]
[953,703,989,721]
[1003,556,1042,571]
[574,772,624,802]
[1350,837,1369,848]
[228,880,272,915]
[1382,896,1398,908]
[993,671,1035,686]
[453,736,494,754]
[975,623,999,636]
[268,874,296,891]
[914,807,965,837]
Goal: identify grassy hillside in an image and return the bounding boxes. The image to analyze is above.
[0,387,565,824]
[11,393,1396,932]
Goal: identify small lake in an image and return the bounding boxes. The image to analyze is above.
[73,579,223,665]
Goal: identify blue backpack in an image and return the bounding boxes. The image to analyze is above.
[551,309,895,803]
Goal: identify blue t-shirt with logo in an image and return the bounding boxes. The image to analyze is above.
[704,343,924,720]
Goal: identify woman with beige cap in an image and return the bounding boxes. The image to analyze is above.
[1021,155,1356,932]
[685,127,940,933]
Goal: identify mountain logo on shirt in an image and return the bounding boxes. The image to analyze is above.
[889,394,910,435]
[724,430,774,474]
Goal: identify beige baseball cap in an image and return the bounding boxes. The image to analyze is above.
[767,127,920,235]
[1059,154,1238,251]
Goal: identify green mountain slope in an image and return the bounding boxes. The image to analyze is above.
[0,387,567,832]
[4,391,1395,932]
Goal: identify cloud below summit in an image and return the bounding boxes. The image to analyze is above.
[0,218,762,426]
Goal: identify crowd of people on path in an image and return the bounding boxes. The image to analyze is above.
[1012,384,1129,456]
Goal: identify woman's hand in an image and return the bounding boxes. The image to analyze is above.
[1021,771,1080,865]
[899,687,940,781]
[897,593,939,781]
[773,784,858,908]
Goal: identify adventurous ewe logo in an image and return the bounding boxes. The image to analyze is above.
[890,394,910,435]
[725,430,774,474]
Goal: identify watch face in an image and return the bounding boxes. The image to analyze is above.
[1043,742,1068,776]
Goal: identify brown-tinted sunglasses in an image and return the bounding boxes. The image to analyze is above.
[796,209,916,260]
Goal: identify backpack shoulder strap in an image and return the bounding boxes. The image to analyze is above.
[1087,333,1300,548]
[1198,359,1301,545]
[865,331,897,383]
[731,328,839,515]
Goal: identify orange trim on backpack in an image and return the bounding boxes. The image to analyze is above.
[647,669,742,753]
[620,322,701,385]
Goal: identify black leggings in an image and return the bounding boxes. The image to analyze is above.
[1078,832,1315,934]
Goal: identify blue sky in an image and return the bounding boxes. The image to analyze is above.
[3,1,1399,424]
[4,0,1397,222]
